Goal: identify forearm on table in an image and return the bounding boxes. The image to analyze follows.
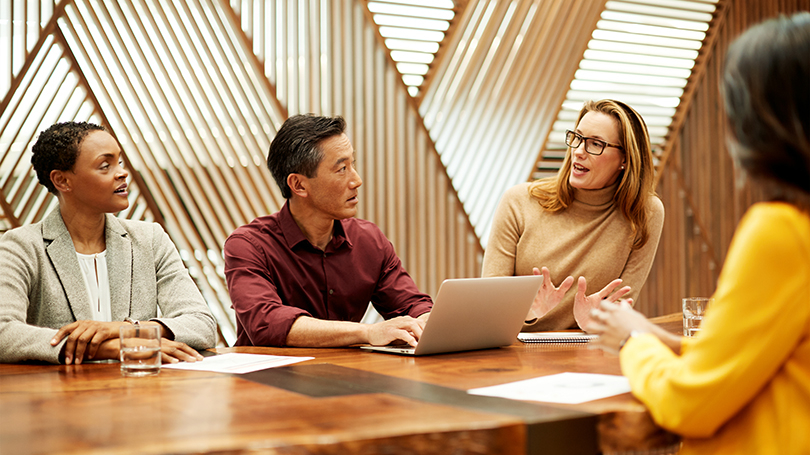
[152,313,217,349]
[285,316,368,347]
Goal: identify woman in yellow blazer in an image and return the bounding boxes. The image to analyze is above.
[586,13,810,454]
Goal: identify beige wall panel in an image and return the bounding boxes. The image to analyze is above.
[639,0,810,318]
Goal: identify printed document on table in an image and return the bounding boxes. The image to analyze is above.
[162,353,313,374]
[468,372,631,404]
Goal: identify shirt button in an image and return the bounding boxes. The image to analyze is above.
[329,289,334,295]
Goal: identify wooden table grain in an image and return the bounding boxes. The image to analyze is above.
[0,314,683,455]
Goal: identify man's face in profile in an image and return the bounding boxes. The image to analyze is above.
[303,133,363,220]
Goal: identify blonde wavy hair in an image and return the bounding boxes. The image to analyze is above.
[529,99,656,249]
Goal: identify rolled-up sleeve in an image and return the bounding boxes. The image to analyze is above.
[370,238,433,319]
[224,234,310,346]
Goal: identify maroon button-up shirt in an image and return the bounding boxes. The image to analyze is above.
[224,202,433,346]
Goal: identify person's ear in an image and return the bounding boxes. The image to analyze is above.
[51,170,70,193]
[287,173,308,198]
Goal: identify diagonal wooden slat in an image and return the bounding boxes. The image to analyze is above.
[419,0,607,245]
[231,0,484,297]
[7,0,804,338]
[2,0,484,341]
[638,0,810,318]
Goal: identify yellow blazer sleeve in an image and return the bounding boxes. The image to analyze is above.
[619,203,810,438]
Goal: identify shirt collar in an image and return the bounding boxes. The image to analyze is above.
[278,200,353,251]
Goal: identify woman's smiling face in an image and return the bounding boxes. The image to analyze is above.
[568,111,626,190]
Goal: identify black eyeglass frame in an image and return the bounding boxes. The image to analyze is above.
[564,130,623,156]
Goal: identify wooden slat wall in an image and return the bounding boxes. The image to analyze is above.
[7,0,807,337]
[230,0,483,297]
[638,0,810,318]
[1,0,482,345]
[418,0,608,245]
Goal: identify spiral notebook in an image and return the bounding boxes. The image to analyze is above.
[518,331,596,343]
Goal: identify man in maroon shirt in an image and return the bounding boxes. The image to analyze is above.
[224,114,432,347]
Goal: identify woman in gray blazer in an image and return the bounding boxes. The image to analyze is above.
[0,122,217,364]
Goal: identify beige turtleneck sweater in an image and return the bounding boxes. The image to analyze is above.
[482,181,664,330]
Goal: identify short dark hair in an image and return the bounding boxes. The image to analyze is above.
[31,121,107,194]
[267,114,347,199]
[723,12,810,206]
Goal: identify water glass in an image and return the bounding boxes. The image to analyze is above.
[119,325,162,377]
[682,298,713,337]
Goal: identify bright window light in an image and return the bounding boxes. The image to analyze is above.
[390,50,434,64]
[592,30,703,50]
[385,38,440,52]
[402,74,424,86]
[579,60,692,78]
[575,69,688,88]
[601,10,710,31]
[368,3,454,21]
[379,27,445,42]
[583,49,695,69]
[588,40,699,59]
[373,14,449,31]
[606,1,713,22]
[570,80,685,97]
[369,0,456,96]
[596,20,706,41]
[373,0,454,8]
[396,62,429,75]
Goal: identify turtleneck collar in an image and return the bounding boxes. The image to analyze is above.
[572,181,619,209]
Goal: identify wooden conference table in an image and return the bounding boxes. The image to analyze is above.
[0,315,682,455]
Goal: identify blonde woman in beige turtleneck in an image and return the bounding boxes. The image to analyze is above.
[483,100,664,331]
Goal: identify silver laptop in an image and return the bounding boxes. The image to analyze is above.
[361,275,542,356]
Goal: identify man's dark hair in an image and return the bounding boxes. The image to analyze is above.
[267,114,347,199]
[31,121,106,194]
[723,12,810,207]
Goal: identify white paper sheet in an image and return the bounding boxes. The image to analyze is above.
[162,353,313,374]
[467,372,631,404]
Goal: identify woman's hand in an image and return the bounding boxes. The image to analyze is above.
[51,320,125,364]
[588,300,684,355]
[525,267,575,322]
[158,339,204,364]
[573,277,631,329]
[91,338,204,364]
[586,299,655,354]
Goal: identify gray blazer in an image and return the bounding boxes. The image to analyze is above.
[0,209,217,363]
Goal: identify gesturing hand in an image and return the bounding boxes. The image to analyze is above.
[573,277,632,330]
[526,267,574,322]
[366,316,427,347]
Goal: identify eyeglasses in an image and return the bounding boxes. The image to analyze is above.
[564,130,623,156]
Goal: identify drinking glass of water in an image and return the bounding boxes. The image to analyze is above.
[682,298,713,337]
[119,324,162,377]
